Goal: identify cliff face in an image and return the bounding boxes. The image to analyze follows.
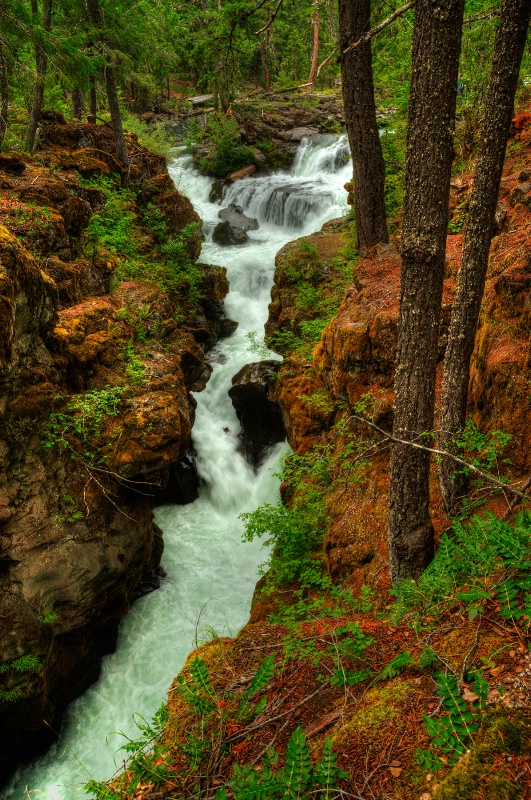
[0,121,229,780]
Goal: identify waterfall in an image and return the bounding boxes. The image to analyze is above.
[4,134,349,800]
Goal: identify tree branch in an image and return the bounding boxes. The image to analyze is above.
[254,0,285,35]
[342,1,416,55]
[316,45,338,78]
[349,414,531,503]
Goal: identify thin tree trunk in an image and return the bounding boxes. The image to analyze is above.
[264,28,271,92]
[72,87,83,119]
[307,1,320,86]
[0,42,8,149]
[86,0,129,167]
[339,0,389,254]
[439,0,531,513]
[88,80,97,123]
[388,0,464,583]
[25,0,52,154]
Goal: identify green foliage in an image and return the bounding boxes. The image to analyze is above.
[38,610,59,625]
[416,669,489,771]
[42,386,125,465]
[241,500,327,589]
[281,619,375,688]
[86,191,139,258]
[86,704,172,798]
[391,511,531,627]
[124,339,145,385]
[242,422,375,592]
[453,419,512,477]
[0,655,42,703]
[224,729,349,799]
[122,110,175,158]
[246,330,272,359]
[376,650,415,682]
[198,115,255,178]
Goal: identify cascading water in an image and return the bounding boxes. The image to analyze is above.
[4,134,350,800]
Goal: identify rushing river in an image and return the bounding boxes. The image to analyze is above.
[4,134,350,800]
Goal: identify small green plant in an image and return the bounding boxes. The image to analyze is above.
[85,704,172,798]
[453,419,512,478]
[416,669,489,772]
[0,655,42,703]
[42,386,125,465]
[220,728,349,799]
[124,339,145,385]
[246,330,272,359]
[85,191,139,258]
[391,510,531,626]
[38,610,59,625]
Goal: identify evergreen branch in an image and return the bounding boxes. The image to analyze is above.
[342,1,416,55]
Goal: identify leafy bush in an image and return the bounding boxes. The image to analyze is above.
[197,114,255,178]
[122,110,175,159]
[85,191,139,257]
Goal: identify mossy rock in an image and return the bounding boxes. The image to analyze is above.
[434,711,531,800]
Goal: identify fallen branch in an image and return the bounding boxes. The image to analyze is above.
[349,414,531,504]
[343,1,415,55]
[502,472,531,519]
[274,82,313,94]
[316,45,338,78]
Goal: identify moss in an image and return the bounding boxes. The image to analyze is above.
[332,679,412,744]
[434,711,531,800]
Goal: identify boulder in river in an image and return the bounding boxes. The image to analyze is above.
[212,220,249,246]
[218,203,259,232]
[209,180,225,204]
[228,360,285,466]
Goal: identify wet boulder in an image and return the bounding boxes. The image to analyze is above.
[228,360,285,466]
[218,203,259,232]
[153,454,200,506]
[212,220,249,246]
[209,180,225,204]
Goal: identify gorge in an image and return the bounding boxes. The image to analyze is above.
[3,134,351,798]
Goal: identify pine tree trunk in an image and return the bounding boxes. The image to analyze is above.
[307,1,320,86]
[86,0,129,167]
[439,0,531,513]
[388,0,464,583]
[72,87,83,119]
[88,80,97,123]
[0,42,8,149]
[25,0,52,154]
[339,0,389,254]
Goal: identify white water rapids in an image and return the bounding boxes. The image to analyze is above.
[4,134,350,800]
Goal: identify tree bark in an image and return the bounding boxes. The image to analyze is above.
[388,0,464,583]
[439,0,531,513]
[307,1,320,86]
[88,80,97,123]
[86,0,129,167]
[72,87,83,119]
[0,42,8,149]
[339,0,389,254]
[25,0,52,154]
